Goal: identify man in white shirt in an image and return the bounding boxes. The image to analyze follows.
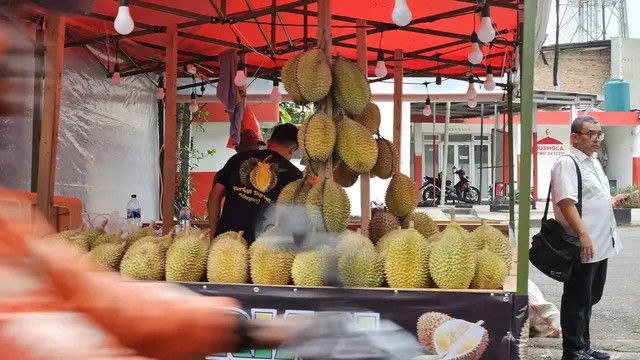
[550,116,629,360]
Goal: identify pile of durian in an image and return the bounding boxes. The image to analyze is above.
[46,214,511,290]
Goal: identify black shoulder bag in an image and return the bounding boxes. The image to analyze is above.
[529,155,582,282]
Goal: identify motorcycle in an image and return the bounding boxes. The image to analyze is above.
[420,166,480,204]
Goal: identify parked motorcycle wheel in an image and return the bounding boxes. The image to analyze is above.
[462,186,480,203]
[422,184,441,204]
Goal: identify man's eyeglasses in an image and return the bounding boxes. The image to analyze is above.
[574,130,605,141]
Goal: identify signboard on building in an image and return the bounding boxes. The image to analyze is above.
[537,130,565,156]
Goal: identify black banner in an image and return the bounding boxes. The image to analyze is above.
[183,283,529,360]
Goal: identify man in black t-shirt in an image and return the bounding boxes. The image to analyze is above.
[208,123,303,244]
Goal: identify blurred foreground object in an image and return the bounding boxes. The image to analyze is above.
[0,188,246,359]
[0,189,429,359]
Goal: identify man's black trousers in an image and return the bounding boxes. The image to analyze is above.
[561,258,608,352]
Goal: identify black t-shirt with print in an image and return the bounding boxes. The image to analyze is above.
[213,149,303,243]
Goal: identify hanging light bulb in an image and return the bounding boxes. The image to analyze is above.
[468,99,478,108]
[234,61,247,88]
[270,79,282,103]
[467,32,484,65]
[186,64,197,75]
[477,3,496,44]
[112,64,121,86]
[155,76,165,99]
[466,76,477,101]
[484,65,496,91]
[391,0,412,27]
[422,97,432,116]
[114,0,135,35]
[189,91,198,114]
[374,50,388,78]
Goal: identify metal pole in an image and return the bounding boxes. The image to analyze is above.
[516,0,537,296]
[507,74,515,230]
[432,102,437,207]
[441,102,451,206]
[480,103,485,201]
[492,104,499,205]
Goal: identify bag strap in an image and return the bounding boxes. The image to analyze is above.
[568,156,583,217]
[542,154,583,221]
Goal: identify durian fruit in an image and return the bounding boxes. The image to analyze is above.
[296,48,333,102]
[306,179,351,233]
[89,239,129,272]
[249,160,277,193]
[368,211,400,244]
[338,247,384,288]
[471,222,513,269]
[336,118,378,174]
[298,112,336,162]
[91,231,123,250]
[384,229,430,288]
[351,102,381,134]
[376,228,403,260]
[165,231,210,282]
[126,222,157,243]
[333,161,359,188]
[291,245,334,287]
[277,178,313,205]
[385,173,418,218]
[402,212,439,241]
[120,232,173,281]
[239,158,260,187]
[429,229,476,289]
[332,56,371,115]
[210,230,246,246]
[249,228,296,285]
[470,248,508,290]
[335,230,374,258]
[417,312,453,354]
[61,224,106,253]
[371,138,397,179]
[281,53,304,103]
[207,231,249,284]
[432,319,489,360]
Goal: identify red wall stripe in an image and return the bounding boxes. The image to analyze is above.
[462,111,638,126]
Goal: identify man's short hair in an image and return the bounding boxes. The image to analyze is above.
[571,115,599,133]
[268,123,298,148]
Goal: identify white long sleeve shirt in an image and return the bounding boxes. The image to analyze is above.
[550,146,620,263]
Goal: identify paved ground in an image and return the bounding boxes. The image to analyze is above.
[527,225,640,360]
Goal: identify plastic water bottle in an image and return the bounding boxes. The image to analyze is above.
[126,194,142,227]
[178,206,191,233]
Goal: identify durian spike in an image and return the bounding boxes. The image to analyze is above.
[408,220,415,229]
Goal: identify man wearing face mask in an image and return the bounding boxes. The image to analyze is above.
[208,123,302,244]
[551,116,629,360]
